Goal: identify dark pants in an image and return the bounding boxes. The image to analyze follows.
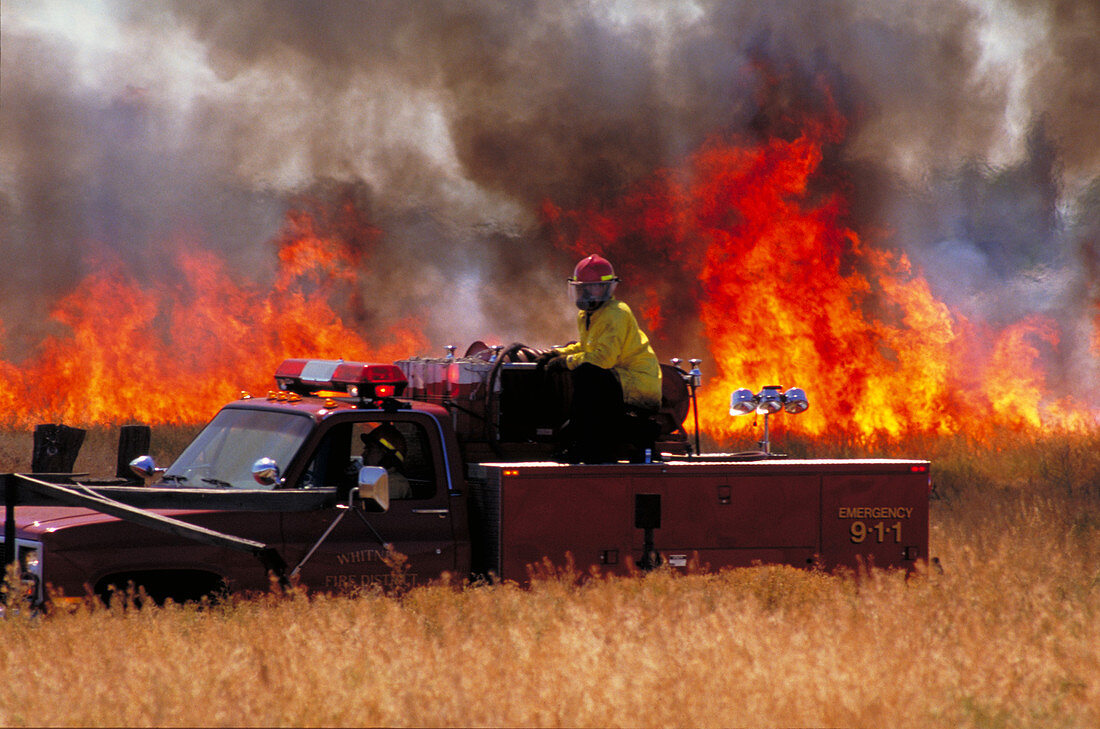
[559,363,625,462]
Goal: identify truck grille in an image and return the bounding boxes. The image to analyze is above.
[1,538,44,609]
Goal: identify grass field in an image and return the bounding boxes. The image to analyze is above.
[0,427,1097,727]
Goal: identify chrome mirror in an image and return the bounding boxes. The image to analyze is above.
[251,457,281,487]
[357,466,390,512]
[129,455,164,486]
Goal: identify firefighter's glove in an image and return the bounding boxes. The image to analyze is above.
[536,350,560,373]
[544,354,568,373]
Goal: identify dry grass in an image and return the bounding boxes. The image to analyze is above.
[0,429,1098,727]
[0,425,201,476]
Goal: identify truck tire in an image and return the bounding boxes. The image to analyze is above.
[94,570,229,607]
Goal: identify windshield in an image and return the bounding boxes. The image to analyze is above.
[163,408,314,490]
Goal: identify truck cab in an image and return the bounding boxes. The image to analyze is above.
[4,362,471,604]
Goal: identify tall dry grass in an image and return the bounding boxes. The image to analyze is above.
[0,428,1097,727]
[0,425,201,476]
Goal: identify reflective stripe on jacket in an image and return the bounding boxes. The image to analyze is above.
[557,298,662,410]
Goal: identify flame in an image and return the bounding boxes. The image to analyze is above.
[2,103,1095,443]
[544,118,1097,444]
[0,209,427,428]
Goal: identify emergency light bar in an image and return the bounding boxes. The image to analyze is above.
[274,359,408,399]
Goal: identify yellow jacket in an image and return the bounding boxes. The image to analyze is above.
[557,298,662,410]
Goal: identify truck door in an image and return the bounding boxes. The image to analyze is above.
[280,414,456,591]
[630,469,821,570]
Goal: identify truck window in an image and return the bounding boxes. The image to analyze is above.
[300,420,437,500]
[163,408,314,490]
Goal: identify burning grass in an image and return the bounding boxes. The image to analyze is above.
[0,430,1098,727]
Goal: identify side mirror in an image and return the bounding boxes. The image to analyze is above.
[129,455,165,486]
[357,466,390,512]
[251,457,281,487]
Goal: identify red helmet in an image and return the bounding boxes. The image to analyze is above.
[571,254,618,283]
[569,254,619,311]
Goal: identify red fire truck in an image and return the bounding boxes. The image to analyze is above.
[2,346,930,607]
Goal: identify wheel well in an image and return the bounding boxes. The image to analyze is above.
[94,569,228,606]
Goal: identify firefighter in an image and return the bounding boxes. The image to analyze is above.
[360,424,413,499]
[538,254,662,463]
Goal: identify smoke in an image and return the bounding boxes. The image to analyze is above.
[1,0,1097,394]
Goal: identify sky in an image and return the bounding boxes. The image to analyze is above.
[1,0,1098,403]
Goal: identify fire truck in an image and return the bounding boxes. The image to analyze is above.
[2,345,930,607]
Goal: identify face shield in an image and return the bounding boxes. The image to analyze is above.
[569,280,617,312]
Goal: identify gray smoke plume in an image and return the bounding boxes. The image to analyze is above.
[1,0,1097,401]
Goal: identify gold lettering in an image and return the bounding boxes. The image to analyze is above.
[850,521,867,542]
[847,520,904,544]
[321,573,421,589]
[335,548,388,565]
[838,506,914,519]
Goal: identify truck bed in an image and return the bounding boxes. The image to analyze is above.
[466,458,930,580]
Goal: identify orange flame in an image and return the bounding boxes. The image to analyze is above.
[3,112,1095,443]
[544,119,1097,443]
[0,209,427,428]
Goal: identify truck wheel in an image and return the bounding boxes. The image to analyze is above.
[94,570,229,607]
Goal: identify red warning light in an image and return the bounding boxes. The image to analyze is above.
[274,359,407,399]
